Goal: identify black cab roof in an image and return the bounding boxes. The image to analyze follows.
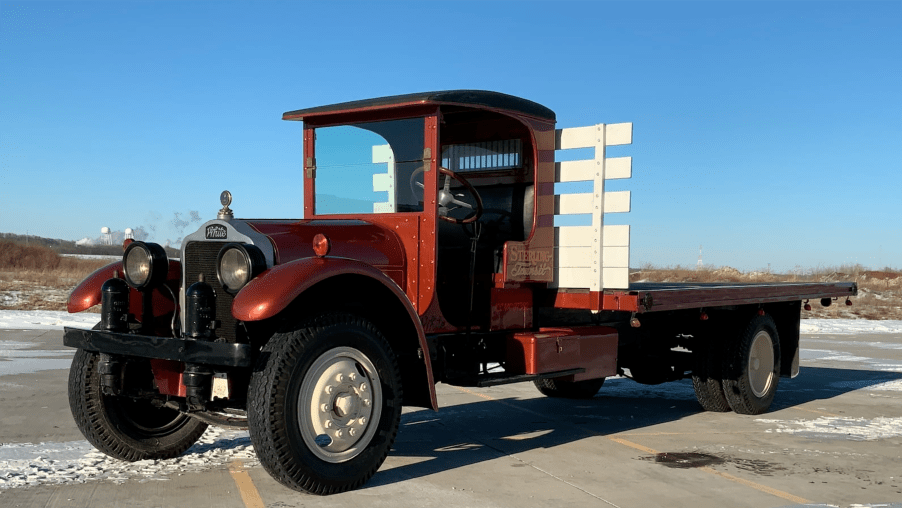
[282,90,555,122]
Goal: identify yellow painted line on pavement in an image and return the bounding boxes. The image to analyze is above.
[605,436,658,455]
[454,386,496,401]
[699,467,810,504]
[229,460,265,508]
[450,385,812,505]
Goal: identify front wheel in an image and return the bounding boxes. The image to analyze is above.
[721,315,781,415]
[534,377,605,399]
[68,348,208,460]
[248,313,402,494]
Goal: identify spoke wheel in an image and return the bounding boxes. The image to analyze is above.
[248,313,402,494]
[721,314,781,415]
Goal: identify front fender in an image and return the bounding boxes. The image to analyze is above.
[233,256,412,322]
[67,260,182,324]
[233,256,438,410]
[68,262,122,313]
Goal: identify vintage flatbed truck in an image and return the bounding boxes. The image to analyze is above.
[63,90,856,494]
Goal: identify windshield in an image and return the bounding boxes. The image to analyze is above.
[314,118,425,215]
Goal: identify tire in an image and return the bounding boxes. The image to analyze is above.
[721,315,781,415]
[533,377,605,399]
[68,348,208,460]
[691,330,731,412]
[248,313,402,494]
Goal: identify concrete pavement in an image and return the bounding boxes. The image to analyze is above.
[1,327,901,508]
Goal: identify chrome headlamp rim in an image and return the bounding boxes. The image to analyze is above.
[122,241,169,290]
[216,243,265,294]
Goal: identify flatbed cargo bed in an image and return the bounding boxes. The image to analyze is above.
[548,281,858,313]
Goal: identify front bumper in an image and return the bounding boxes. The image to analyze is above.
[63,327,255,368]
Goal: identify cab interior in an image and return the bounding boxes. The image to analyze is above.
[435,108,535,326]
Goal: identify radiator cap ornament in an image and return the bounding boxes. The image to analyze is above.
[218,190,234,220]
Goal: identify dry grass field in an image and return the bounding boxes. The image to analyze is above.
[2,240,900,319]
[1,241,110,311]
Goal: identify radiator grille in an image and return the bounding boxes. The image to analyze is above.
[184,241,237,343]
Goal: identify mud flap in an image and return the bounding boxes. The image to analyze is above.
[790,346,800,379]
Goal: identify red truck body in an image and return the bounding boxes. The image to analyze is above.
[63,90,856,494]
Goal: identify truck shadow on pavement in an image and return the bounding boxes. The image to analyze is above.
[365,366,901,488]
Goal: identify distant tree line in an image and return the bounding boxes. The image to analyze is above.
[0,233,180,258]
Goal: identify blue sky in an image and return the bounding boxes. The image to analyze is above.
[1,1,899,271]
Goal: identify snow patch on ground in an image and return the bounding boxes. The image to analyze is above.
[60,254,121,261]
[0,427,256,490]
[803,338,902,350]
[827,378,902,392]
[871,364,902,373]
[800,319,902,335]
[800,349,873,363]
[756,416,902,441]
[0,341,73,376]
[0,291,22,307]
[0,310,100,330]
[863,379,902,392]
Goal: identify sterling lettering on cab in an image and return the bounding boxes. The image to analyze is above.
[509,249,552,277]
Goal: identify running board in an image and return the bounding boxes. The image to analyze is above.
[447,368,586,388]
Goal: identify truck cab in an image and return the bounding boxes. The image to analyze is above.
[282,90,549,331]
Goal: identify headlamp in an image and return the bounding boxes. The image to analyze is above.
[122,241,169,289]
[216,243,265,293]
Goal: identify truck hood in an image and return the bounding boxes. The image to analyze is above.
[243,219,406,269]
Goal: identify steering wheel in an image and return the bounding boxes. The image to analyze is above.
[409,167,484,224]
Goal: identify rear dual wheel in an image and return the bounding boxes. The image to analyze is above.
[721,315,781,415]
[691,326,731,412]
[693,315,781,415]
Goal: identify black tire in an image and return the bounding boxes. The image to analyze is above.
[533,377,605,399]
[691,330,731,412]
[68,348,208,460]
[248,313,402,494]
[721,315,781,415]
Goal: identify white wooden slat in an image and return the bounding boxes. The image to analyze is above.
[602,225,630,247]
[372,173,392,192]
[602,246,629,268]
[555,159,596,182]
[371,144,395,213]
[555,193,594,215]
[372,144,393,163]
[603,191,630,213]
[605,123,632,146]
[552,266,595,289]
[555,246,594,268]
[603,267,629,289]
[605,157,631,179]
[549,122,632,290]
[555,125,601,150]
[556,226,596,248]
